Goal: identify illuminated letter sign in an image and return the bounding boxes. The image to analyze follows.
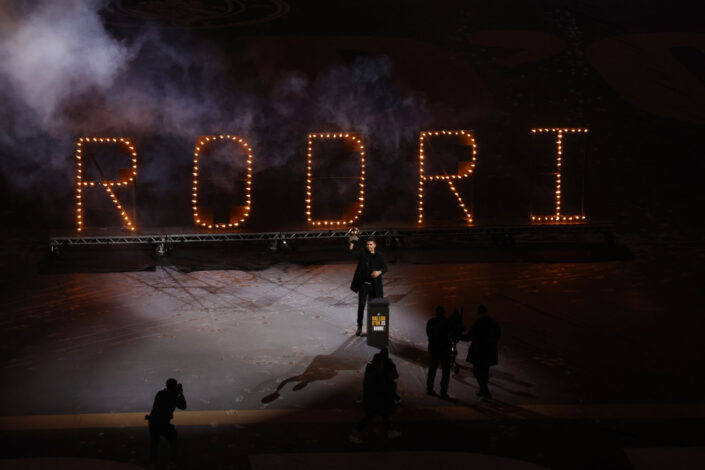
[417,130,477,224]
[67,127,596,233]
[75,137,137,232]
[192,135,253,229]
[306,133,366,227]
[531,128,588,223]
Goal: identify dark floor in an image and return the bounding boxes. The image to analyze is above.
[1,235,704,468]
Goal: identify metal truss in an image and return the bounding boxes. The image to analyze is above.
[50,223,612,248]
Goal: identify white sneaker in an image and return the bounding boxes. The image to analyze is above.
[387,429,401,439]
[348,431,363,444]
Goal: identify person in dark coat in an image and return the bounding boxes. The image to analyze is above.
[147,378,187,468]
[426,305,454,398]
[462,305,501,399]
[349,348,401,443]
[348,234,387,336]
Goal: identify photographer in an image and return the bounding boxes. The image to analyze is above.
[147,378,187,468]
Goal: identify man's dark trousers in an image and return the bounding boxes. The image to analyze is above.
[149,422,178,464]
[427,351,452,395]
[357,282,373,327]
[473,364,490,394]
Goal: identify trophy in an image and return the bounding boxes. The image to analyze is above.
[347,227,360,243]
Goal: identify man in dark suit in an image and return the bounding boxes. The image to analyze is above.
[463,305,501,399]
[426,305,453,398]
[349,232,387,336]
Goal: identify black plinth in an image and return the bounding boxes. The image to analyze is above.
[366,297,389,349]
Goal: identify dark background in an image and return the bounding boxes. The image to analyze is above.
[1,0,703,238]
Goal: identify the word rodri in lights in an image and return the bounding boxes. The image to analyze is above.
[75,137,137,232]
[192,135,254,229]
[306,133,366,227]
[417,130,478,224]
[531,128,588,224]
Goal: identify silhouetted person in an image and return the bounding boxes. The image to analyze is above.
[349,348,401,443]
[426,305,453,399]
[349,232,387,336]
[147,378,186,468]
[462,305,501,399]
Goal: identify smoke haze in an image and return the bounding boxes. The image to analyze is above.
[0,0,432,229]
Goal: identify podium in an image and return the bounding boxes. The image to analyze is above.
[366,297,389,349]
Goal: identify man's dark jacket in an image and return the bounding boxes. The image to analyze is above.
[349,244,387,298]
[148,389,187,425]
[463,316,501,366]
[426,314,454,353]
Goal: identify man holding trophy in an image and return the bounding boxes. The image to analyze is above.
[348,228,387,336]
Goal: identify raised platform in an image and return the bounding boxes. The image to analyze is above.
[49,223,613,249]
